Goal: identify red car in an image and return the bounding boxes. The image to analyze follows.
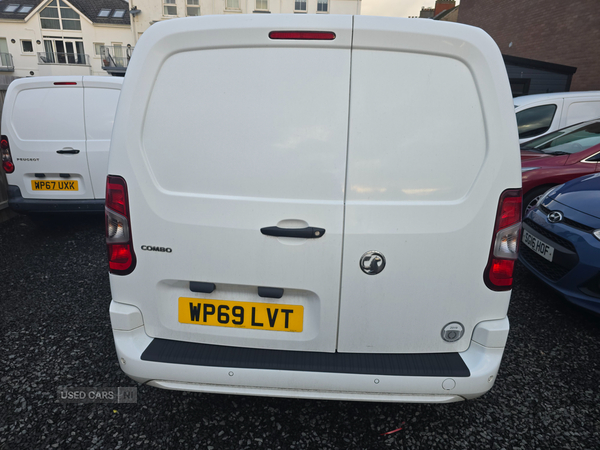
[521,119,600,214]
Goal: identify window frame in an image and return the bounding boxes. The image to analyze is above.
[186,0,200,16]
[317,0,328,13]
[294,0,307,12]
[225,0,241,10]
[255,0,269,11]
[21,39,34,54]
[41,38,87,65]
[163,0,177,16]
[40,0,81,31]
[93,42,104,58]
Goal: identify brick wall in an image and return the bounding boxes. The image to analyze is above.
[458,0,600,92]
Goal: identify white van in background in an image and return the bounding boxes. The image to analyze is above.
[0,76,122,214]
[107,15,522,403]
[515,91,600,144]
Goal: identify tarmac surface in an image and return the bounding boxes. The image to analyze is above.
[1,213,599,449]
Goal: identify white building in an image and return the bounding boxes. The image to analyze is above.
[0,0,134,78]
[129,0,362,43]
[0,0,362,78]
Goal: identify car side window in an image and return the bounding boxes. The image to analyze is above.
[516,104,558,139]
[585,152,600,162]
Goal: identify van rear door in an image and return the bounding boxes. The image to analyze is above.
[82,77,122,199]
[7,76,92,200]
[126,16,353,352]
[337,17,518,354]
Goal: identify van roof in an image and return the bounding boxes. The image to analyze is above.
[513,91,600,107]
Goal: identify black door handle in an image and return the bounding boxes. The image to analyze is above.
[56,149,80,154]
[261,226,325,239]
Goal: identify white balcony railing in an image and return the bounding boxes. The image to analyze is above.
[37,52,90,66]
[100,45,133,74]
[0,52,14,72]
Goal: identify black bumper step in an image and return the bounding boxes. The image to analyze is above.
[141,339,470,377]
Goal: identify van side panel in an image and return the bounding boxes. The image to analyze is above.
[563,100,600,128]
[83,85,121,198]
[337,17,521,354]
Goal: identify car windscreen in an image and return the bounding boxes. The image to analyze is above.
[521,121,600,155]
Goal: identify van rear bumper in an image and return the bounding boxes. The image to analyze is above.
[7,185,104,213]
[111,301,509,403]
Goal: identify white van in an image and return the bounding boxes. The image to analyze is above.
[0,76,122,214]
[515,91,600,144]
[107,15,522,403]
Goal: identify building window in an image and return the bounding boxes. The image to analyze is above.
[256,0,268,10]
[226,0,240,10]
[21,40,33,53]
[94,43,104,57]
[40,0,81,31]
[41,38,86,65]
[317,0,328,12]
[510,78,531,97]
[112,43,125,66]
[187,0,200,16]
[4,4,19,13]
[98,8,111,17]
[163,0,177,16]
[113,9,125,18]
[294,0,306,12]
[19,5,33,14]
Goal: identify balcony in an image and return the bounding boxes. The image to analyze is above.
[0,52,14,72]
[100,45,133,76]
[37,52,90,66]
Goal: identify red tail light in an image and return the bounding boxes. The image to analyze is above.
[106,175,136,275]
[54,82,77,85]
[484,189,522,291]
[269,31,336,40]
[1,135,14,174]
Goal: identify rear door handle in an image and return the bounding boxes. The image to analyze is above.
[56,148,80,154]
[260,226,325,239]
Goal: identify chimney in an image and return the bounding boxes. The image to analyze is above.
[434,0,456,16]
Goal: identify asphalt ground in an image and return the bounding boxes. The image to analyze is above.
[1,213,599,449]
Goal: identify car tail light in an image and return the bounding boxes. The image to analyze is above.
[1,135,14,174]
[106,175,136,275]
[484,189,522,291]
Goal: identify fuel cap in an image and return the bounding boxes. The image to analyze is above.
[441,322,464,342]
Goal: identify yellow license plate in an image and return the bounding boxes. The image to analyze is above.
[31,180,78,191]
[178,297,303,332]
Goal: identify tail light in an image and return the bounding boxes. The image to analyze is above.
[106,175,136,275]
[484,189,522,291]
[1,135,14,174]
[269,31,336,40]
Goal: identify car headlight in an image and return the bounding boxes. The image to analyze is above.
[594,230,600,241]
[521,167,540,172]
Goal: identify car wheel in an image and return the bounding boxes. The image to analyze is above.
[523,186,554,216]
